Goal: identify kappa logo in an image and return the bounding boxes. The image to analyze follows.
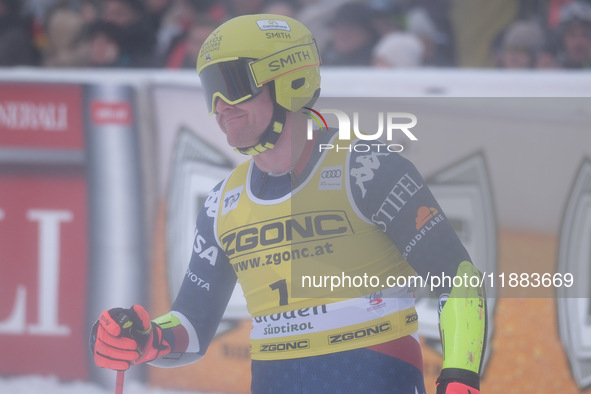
[350,151,389,198]
[222,186,243,215]
[415,206,439,230]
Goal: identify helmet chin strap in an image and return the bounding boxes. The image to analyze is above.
[234,101,287,156]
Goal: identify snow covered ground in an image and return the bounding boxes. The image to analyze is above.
[0,375,212,394]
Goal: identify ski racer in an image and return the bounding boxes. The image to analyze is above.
[90,13,487,394]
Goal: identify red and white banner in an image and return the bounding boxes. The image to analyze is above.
[0,173,88,379]
[0,84,84,149]
[0,81,147,383]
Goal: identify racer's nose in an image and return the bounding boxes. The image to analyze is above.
[214,97,235,114]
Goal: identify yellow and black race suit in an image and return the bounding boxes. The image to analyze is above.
[152,130,486,385]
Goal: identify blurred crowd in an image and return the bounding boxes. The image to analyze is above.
[1,0,590,70]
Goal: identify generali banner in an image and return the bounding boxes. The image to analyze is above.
[0,81,148,382]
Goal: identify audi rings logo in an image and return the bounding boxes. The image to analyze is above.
[319,165,343,190]
[321,169,341,179]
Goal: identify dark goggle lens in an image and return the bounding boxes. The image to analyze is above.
[200,58,263,112]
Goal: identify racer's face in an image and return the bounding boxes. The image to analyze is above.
[215,85,274,149]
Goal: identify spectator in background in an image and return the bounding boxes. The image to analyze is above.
[295,0,349,55]
[556,0,591,68]
[98,0,158,67]
[537,37,561,68]
[80,20,126,67]
[145,0,174,33]
[495,19,551,69]
[547,0,574,30]
[78,0,100,24]
[372,31,425,68]
[154,0,224,67]
[165,18,218,69]
[0,0,40,66]
[368,0,406,36]
[449,0,519,67]
[407,6,454,66]
[321,2,380,66]
[42,5,86,67]
[224,0,268,18]
[262,0,299,18]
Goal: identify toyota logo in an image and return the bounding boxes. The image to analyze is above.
[321,169,342,178]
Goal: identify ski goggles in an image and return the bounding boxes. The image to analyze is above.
[199,42,320,115]
[199,57,263,115]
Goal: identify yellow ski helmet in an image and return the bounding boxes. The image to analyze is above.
[197,14,321,116]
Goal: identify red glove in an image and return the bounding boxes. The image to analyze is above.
[436,368,480,394]
[437,381,480,394]
[90,305,171,371]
